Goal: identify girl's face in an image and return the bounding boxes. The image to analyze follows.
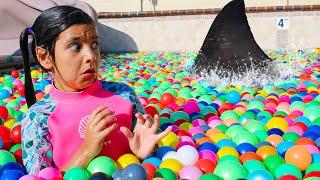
[52,24,100,92]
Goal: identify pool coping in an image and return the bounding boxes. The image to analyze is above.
[98,4,320,19]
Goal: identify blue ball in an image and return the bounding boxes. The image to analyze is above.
[155,146,174,159]
[226,90,241,104]
[0,89,10,100]
[236,143,257,154]
[112,169,123,180]
[216,139,237,149]
[302,131,320,141]
[142,157,161,167]
[276,141,294,157]
[122,164,147,180]
[0,170,24,180]
[197,142,218,153]
[312,153,320,163]
[192,133,206,141]
[199,125,211,132]
[307,125,320,136]
[267,128,284,136]
[0,162,27,177]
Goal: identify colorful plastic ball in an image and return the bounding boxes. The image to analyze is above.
[305,163,320,174]
[194,158,216,174]
[87,156,117,176]
[159,159,183,174]
[236,143,257,154]
[243,159,266,173]
[142,157,162,167]
[157,132,179,149]
[0,162,26,177]
[304,171,320,179]
[276,141,294,157]
[197,142,218,153]
[179,165,203,180]
[198,150,218,163]
[0,89,10,100]
[89,172,112,180]
[117,154,140,169]
[122,164,147,180]
[112,169,123,180]
[278,175,299,180]
[0,169,24,180]
[0,150,16,166]
[226,90,241,104]
[263,155,285,175]
[155,146,174,159]
[153,168,176,180]
[63,167,90,180]
[214,160,248,180]
[256,146,277,160]
[142,163,157,180]
[285,145,312,171]
[19,175,38,180]
[239,152,263,163]
[0,106,8,120]
[160,93,175,106]
[274,163,302,180]
[177,145,199,165]
[266,117,289,132]
[37,167,62,180]
[0,126,11,150]
[10,125,21,144]
[199,174,223,180]
[217,146,239,159]
[247,169,273,180]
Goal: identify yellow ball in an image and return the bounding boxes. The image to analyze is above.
[217,146,239,159]
[179,122,193,131]
[31,70,40,79]
[211,133,231,143]
[159,159,183,174]
[266,117,288,132]
[4,118,16,129]
[157,132,179,149]
[117,153,140,169]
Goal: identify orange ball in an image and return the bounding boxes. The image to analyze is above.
[256,146,278,160]
[194,158,216,174]
[160,93,175,106]
[295,137,316,146]
[239,152,263,164]
[285,145,312,171]
[266,134,283,147]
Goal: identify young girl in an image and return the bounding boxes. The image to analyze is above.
[20,5,172,175]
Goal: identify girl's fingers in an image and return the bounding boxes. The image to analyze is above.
[87,104,108,126]
[143,114,153,128]
[135,113,145,125]
[91,110,115,126]
[120,126,134,141]
[156,126,172,140]
[95,116,116,132]
[98,123,117,140]
[151,114,160,133]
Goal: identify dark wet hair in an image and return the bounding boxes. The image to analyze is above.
[20,6,95,107]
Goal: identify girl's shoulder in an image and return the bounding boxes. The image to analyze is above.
[100,80,136,96]
[23,94,57,123]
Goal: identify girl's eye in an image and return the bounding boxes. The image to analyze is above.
[91,42,99,49]
[70,43,81,51]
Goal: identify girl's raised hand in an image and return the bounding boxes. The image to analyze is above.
[120,113,172,159]
[83,104,117,157]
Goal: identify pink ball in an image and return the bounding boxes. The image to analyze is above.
[19,175,39,180]
[208,119,222,128]
[192,119,207,127]
[198,150,218,163]
[179,165,203,180]
[37,167,62,179]
[287,125,304,136]
[304,145,320,154]
[188,127,204,136]
[184,101,200,114]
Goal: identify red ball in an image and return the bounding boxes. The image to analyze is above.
[194,158,216,174]
[0,106,9,120]
[142,163,157,180]
[10,125,21,144]
[11,70,19,78]
[0,125,12,150]
[278,175,299,180]
[160,93,175,106]
[17,85,25,96]
[13,149,23,165]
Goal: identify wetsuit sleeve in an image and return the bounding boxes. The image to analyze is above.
[22,109,54,175]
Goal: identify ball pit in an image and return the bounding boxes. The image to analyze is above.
[0,50,319,179]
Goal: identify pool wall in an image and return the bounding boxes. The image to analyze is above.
[97,7,320,52]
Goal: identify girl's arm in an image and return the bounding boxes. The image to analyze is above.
[22,112,54,175]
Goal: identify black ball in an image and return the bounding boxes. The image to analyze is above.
[89,172,112,180]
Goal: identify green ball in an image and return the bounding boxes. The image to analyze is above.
[214,160,248,180]
[305,163,320,174]
[244,120,266,133]
[248,100,265,111]
[9,144,21,153]
[233,130,258,146]
[87,156,117,176]
[289,101,306,111]
[218,155,241,164]
[170,111,190,122]
[304,106,320,122]
[220,110,239,121]
[200,106,217,116]
[215,124,228,133]
[154,168,177,180]
[243,160,266,173]
[225,125,245,138]
[254,130,268,141]
[263,155,284,175]
[282,132,300,143]
[198,95,213,104]
[0,150,16,166]
[274,163,302,180]
[64,167,90,180]
[199,174,223,180]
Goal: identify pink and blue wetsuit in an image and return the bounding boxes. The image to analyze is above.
[22,80,145,175]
